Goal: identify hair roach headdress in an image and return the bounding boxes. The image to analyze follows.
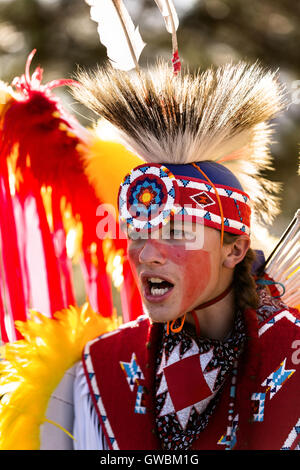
[73,61,286,240]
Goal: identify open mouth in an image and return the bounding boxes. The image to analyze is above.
[141,274,175,302]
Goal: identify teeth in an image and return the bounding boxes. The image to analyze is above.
[149,277,164,283]
[150,286,169,296]
[145,276,173,297]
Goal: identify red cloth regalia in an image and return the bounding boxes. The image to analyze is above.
[0,0,299,453]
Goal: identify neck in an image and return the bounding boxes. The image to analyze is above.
[186,284,235,340]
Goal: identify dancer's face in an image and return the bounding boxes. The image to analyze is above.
[127,221,226,323]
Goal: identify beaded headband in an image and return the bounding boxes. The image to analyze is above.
[118,162,251,238]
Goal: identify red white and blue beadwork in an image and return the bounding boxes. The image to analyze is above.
[118,163,180,231]
[118,162,251,236]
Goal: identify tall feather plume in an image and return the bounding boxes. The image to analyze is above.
[154,0,180,73]
[85,0,145,71]
[71,60,287,227]
[154,0,179,33]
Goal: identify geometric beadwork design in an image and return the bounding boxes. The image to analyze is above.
[120,352,145,392]
[120,352,147,415]
[118,162,252,236]
[176,178,251,236]
[118,163,179,232]
[258,310,300,337]
[217,413,239,449]
[190,191,215,209]
[134,385,147,414]
[83,340,119,449]
[281,417,300,450]
[251,392,266,422]
[156,342,220,430]
[261,358,295,400]
[250,356,296,424]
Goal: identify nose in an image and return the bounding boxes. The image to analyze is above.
[138,239,166,265]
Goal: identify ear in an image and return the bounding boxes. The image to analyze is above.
[223,236,251,269]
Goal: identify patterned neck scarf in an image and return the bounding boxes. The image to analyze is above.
[154,311,246,450]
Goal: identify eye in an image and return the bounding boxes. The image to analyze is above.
[127,226,140,240]
[169,226,196,241]
[170,227,183,238]
[183,230,196,241]
[127,226,150,241]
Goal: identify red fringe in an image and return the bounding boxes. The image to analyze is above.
[0,167,27,340]
[121,258,143,323]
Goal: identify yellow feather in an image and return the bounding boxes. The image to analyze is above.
[0,303,118,450]
[0,80,14,116]
[81,124,142,215]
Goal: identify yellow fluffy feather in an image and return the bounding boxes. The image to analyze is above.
[80,123,142,215]
[0,80,14,116]
[0,303,118,450]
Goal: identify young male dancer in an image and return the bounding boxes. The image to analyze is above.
[72,61,300,450]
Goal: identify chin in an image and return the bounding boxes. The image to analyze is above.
[142,301,182,324]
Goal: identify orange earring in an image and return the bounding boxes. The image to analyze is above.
[166,313,186,335]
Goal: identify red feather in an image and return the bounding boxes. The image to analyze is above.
[0,51,133,341]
